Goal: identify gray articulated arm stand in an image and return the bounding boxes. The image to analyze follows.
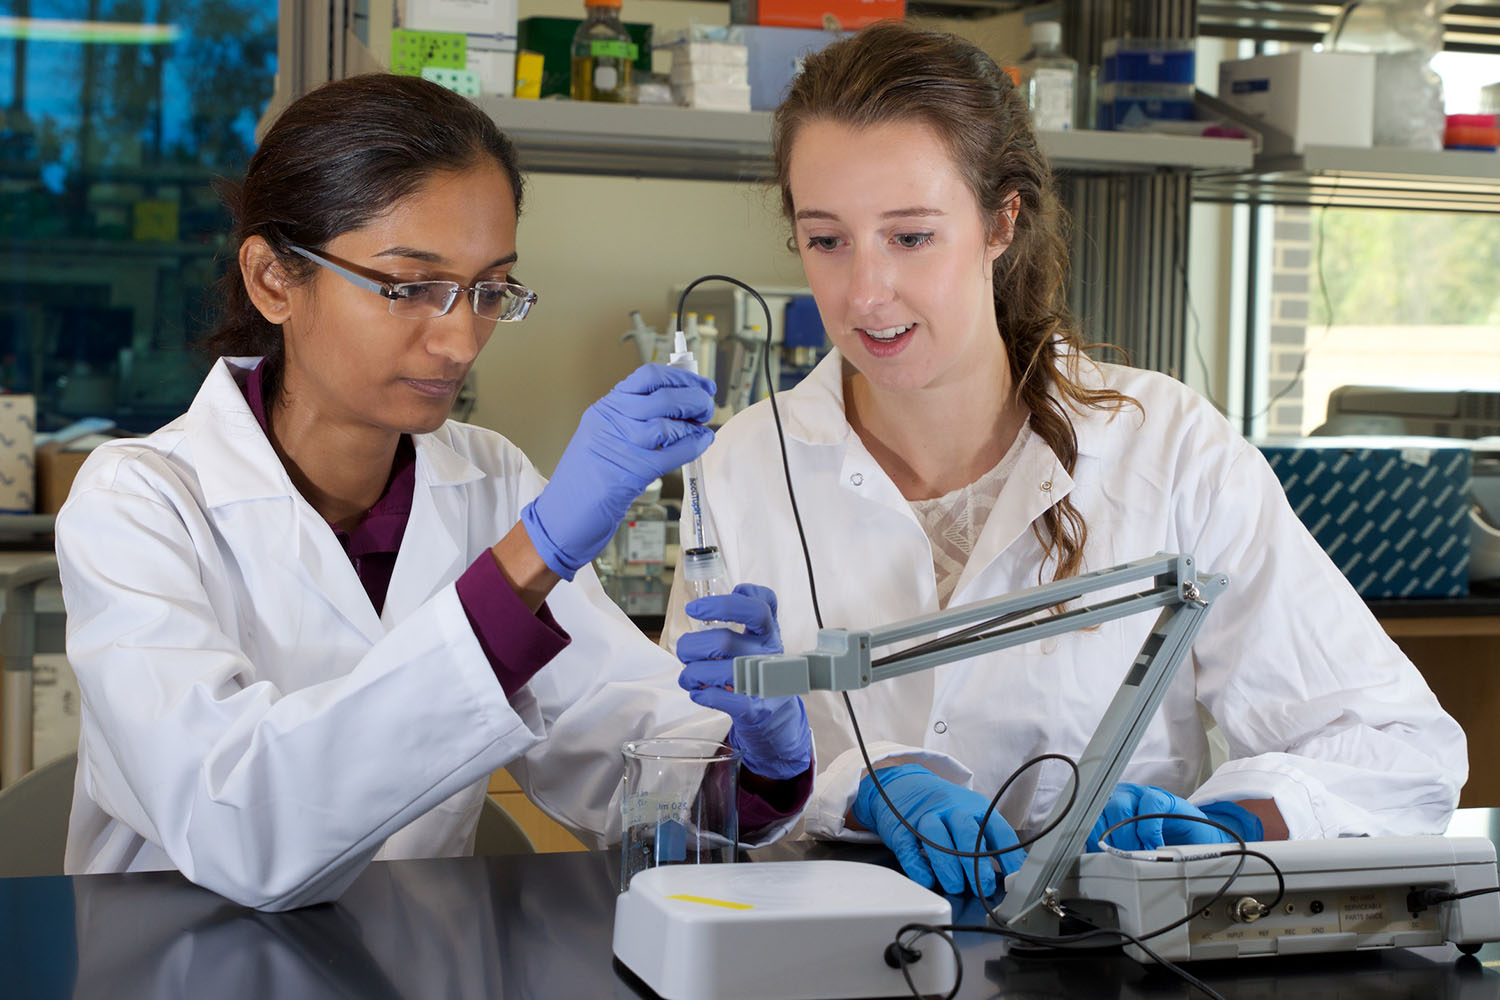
[734,552,1228,937]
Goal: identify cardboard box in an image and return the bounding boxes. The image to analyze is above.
[1256,437,1472,598]
[0,396,35,513]
[730,0,903,31]
[36,442,91,514]
[401,0,514,35]
[1217,51,1375,152]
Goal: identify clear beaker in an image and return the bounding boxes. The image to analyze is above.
[619,737,740,891]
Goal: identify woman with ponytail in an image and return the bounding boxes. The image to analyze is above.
[662,20,1463,899]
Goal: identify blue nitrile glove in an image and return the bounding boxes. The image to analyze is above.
[675,584,813,781]
[521,364,714,579]
[1086,782,1265,852]
[851,763,1025,898]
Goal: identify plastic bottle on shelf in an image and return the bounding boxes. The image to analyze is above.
[1021,21,1078,132]
[571,0,633,103]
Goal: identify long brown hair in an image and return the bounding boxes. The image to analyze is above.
[201,74,525,404]
[772,20,1139,583]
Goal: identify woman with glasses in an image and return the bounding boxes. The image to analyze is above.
[54,74,811,911]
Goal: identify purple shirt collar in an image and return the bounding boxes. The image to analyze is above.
[243,360,415,612]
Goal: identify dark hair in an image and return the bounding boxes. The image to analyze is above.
[201,74,524,399]
[772,21,1138,585]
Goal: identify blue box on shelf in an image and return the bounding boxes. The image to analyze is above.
[1097,82,1196,130]
[1256,437,1472,599]
[1102,37,1196,84]
[726,25,843,110]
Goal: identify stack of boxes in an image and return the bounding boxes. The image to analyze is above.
[725,26,842,111]
[1098,37,1195,131]
[1217,52,1375,152]
[667,40,752,112]
[399,0,519,97]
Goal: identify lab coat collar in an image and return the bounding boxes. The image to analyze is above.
[186,359,482,641]
[777,345,1115,461]
[772,345,1110,599]
[188,358,301,509]
[774,351,855,447]
[188,358,486,509]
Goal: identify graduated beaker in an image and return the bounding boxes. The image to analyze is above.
[619,737,740,891]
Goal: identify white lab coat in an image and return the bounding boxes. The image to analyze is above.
[663,349,1466,845]
[57,357,783,912]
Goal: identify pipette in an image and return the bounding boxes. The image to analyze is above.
[668,330,732,627]
[668,330,713,554]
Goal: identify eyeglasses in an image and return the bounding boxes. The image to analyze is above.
[288,245,537,322]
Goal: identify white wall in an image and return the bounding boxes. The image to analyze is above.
[468,0,806,471]
[475,174,803,470]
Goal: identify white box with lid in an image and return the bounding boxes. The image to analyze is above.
[400,0,519,96]
[1217,51,1375,152]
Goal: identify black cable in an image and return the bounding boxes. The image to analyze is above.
[902,920,1228,1000]
[847,694,1080,865]
[1247,174,1340,424]
[890,924,964,1000]
[873,604,1036,666]
[871,583,1176,670]
[675,275,824,629]
[1444,886,1500,901]
[1410,884,1500,911]
[1091,813,1288,941]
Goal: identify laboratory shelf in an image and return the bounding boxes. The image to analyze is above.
[477,96,1255,181]
[1193,144,1500,213]
[0,237,223,257]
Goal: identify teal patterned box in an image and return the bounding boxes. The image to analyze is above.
[1257,437,1471,598]
[0,395,35,513]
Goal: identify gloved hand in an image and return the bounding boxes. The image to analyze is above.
[852,763,1025,898]
[521,364,714,579]
[675,584,812,781]
[1086,782,1265,852]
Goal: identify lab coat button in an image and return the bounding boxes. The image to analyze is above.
[850,473,864,486]
[933,720,947,734]
[1040,480,1052,492]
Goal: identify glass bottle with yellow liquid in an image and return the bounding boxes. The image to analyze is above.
[570,0,634,102]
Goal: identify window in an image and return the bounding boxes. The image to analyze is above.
[1,2,276,433]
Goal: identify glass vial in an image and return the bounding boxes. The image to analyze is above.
[681,546,734,631]
[1021,21,1078,131]
[570,0,633,103]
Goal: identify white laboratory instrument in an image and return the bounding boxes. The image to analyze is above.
[733,552,1500,964]
[613,860,956,1000]
[1069,834,1500,963]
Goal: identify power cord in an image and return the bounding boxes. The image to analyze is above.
[675,274,1270,1000]
[894,812,1289,1000]
[1408,885,1500,912]
[1175,172,1341,427]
